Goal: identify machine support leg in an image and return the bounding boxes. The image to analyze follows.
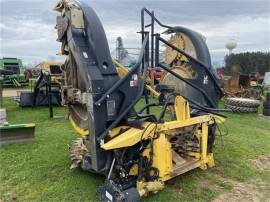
[201,123,208,169]
[48,76,53,119]
[144,85,150,114]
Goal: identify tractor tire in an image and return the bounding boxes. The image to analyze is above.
[266,92,270,100]
[263,102,270,108]
[263,108,270,116]
[225,104,258,113]
[225,97,260,108]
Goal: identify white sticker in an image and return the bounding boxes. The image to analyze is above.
[203,75,208,84]
[130,80,134,87]
[132,74,138,81]
[105,191,113,201]
[83,52,88,58]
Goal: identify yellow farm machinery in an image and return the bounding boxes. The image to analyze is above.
[16,61,63,107]
[54,0,225,201]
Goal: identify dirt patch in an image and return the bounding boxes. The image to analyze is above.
[251,154,270,171]
[166,177,184,195]
[1,192,18,202]
[197,178,220,190]
[212,176,269,202]
[167,176,220,196]
[3,90,18,97]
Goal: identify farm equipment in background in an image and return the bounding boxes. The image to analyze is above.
[262,92,270,117]
[146,67,164,85]
[260,72,270,98]
[24,61,63,86]
[15,61,63,107]
[24,68,41,81]
[15,70,62,107]
[34,61,63,86]
[222,73,266,113]
[0,75,35,145]
[223,73,262,99]
[0,57,28,87]
[54,0,225,201]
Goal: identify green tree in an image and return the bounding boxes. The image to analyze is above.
[224,52,270,75]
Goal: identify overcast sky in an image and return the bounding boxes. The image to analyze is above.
[0,0,269,67]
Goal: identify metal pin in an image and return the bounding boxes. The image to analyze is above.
[107,158,116,179]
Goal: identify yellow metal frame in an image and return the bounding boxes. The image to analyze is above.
[102,114,214,150]
[101,96,223,196]
[67,59,223,197]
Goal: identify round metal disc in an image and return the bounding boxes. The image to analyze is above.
[64,55,90,130]
[164,33,197,65]
[161,31,200,96]
[160,66,194,95]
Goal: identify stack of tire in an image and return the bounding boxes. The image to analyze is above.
[225,97,260,113]
[263,92,270,116]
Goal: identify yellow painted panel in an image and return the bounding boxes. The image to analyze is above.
[152,133,173,180]
[158,115,211,131]
[102,122,156,150]
[25,123,35,127]
[108,126,130,138]
[69,115,89,136]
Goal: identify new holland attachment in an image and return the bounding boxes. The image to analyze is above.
[54,1,224,201]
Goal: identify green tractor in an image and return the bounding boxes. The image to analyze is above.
[0,57,28,87]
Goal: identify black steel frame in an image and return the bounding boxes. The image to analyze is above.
[97,34,150,141]
[140,8,223,108]
[97,7,224,141]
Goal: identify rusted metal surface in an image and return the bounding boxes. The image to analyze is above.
[222,73,260,99]
[223,73,250,94]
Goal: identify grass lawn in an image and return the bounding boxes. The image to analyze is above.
[0,97,269,201]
